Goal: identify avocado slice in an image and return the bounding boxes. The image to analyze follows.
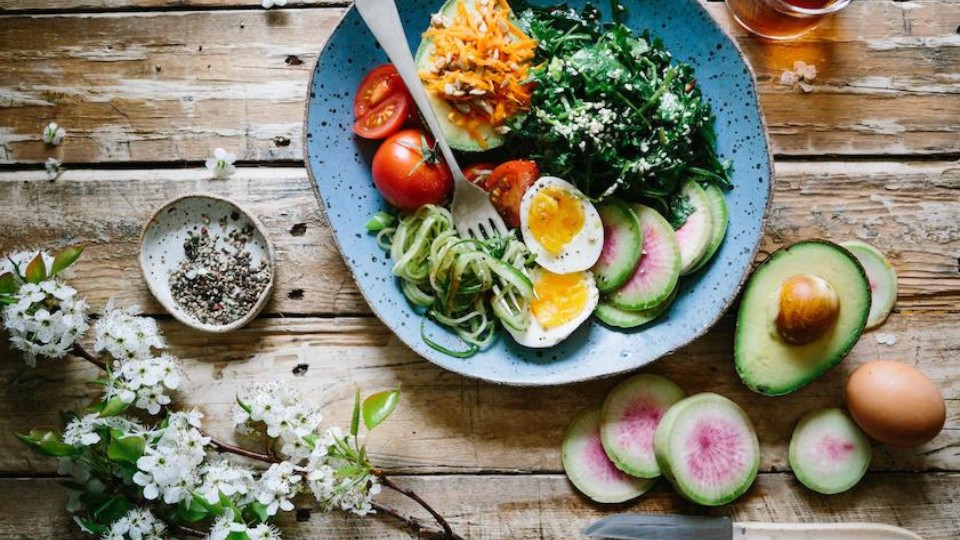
[414,0,509,152]
[735,240,871,396]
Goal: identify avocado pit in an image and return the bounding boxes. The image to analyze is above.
[775,274,840,345]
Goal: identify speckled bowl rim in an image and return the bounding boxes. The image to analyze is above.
[302,2,776,386]
[138,193,277,334]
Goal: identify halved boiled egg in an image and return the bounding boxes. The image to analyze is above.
[506,267,599,348]
[519,176,604,274]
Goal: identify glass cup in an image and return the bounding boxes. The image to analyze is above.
[724,0,853,40]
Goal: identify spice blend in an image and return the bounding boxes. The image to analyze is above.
[169,220,271,326]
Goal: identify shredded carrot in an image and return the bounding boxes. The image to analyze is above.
[419,0,537,147]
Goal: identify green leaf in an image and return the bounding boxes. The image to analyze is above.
[362,386,400,431]
[51,245,84,276]
[176,499,209,523]
[24,252,46,284]
[335,463,365,479]
[74,517,108,535]
[0,272,17,295]
[16,429,81,457]
[98,397,129,418]
[302,432,318,450]
[247,501,270,523]
[236,396,252,414]
[92,495,132,523]
[226,532,251,540]
[350,389,361,437]
[106,429,145,464]
[192,491,224,516]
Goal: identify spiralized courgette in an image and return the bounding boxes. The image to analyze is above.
[375,205,534,357]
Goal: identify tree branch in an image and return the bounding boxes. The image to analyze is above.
[373,470,461,540]
[370,501,462,540]
[206,433,279,463]
[71,343,106,371]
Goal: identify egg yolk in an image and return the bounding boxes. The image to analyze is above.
[528,186,585,255]
[531,271,589,329]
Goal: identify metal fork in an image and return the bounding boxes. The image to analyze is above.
[354,0,509,240]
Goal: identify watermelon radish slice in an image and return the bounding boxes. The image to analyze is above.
[789,408,871,495]
[595,287,677,329]
[688,184,729,274]
[607,205,681,311]
[592,200,643,293]
[840,241,898,329]
[562,405,656,503]
[600,374,686,478]
[674,180,714,276]
[653,393,760,506]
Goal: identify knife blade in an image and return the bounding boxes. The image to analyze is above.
[583,514,732,540]
[583,514,925,540]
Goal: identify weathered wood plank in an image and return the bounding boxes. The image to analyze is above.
[2,473,959,539]
[0,162,956,316]
[2,311,957,475]
[1,2,958,163]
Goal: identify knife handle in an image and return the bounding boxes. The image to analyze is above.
[733,522,922,540]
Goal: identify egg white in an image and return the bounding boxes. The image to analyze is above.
[505,267,599,348]
[519,176,604,274]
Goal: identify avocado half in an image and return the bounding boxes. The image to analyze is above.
[413,0,509,152]
[734,240,871,396]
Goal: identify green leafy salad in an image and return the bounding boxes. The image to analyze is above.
[507,2,732,224]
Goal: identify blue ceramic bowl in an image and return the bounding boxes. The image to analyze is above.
[305,0,772,385]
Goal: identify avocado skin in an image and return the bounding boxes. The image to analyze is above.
[734,240,871,397]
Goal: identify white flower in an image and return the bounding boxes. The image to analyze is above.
[261,0,287,8]
[94,302,166,361]
[206,510,283,540]
[780,60,817,93]
[205,148,237,178]
[1,278,89,366]
[133,410,209,505]
[234,380,323,458]
[104,354,183,415]
[196,458,255,505]
[43,122,66,145]
[45,157,64,181]
[254,461,301,516]
[304,427,380,516]
[101,508,166,540]
[63,413,104,446]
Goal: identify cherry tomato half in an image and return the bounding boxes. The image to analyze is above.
[372,129,453,211]
[485,160,540,228]
[354,64,407,118]
[464,162,498,188]
[353,93,410,140]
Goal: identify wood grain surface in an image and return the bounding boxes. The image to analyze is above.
[0,0,958,538]
[1,1,958,164]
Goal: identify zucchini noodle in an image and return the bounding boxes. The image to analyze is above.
[375,205,534,357]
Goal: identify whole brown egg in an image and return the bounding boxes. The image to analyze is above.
[845,360,946,447]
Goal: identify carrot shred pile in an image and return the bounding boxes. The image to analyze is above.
[420,0,537,147]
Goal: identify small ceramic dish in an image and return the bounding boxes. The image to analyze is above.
[139,194,276,333]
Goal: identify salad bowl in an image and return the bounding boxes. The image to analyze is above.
[305,0,773,385]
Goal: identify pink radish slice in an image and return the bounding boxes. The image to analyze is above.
[674,180,713,275]
[840,241,898,329]
[592,200,644,293]
[789,408,871,495]
[562,405,656,503]
[608,204,681,311]
[653,393,759,506]
[600,374,686,478]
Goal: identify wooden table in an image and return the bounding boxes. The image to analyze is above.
[0,0,957,538]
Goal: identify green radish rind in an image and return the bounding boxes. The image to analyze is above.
[562,405,657,504]
[595,287,677,329]
[688,184,729,274]
[600,374,686,479]
[592,200,644,293]
[675,180,714,276]
[734,240,871,397]
[608,204,681,311]
[654,393,760,506]
[789,408,872,495]
[840,241,898,330]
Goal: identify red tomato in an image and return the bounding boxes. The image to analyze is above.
[353,93,410,140]
[354,64,407,118]
[464,162,498,188]
[372,129,453,211]
[485,160,540,228]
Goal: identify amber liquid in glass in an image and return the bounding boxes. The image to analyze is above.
[726,0,840,39]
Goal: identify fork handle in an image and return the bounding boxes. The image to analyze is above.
[353,0,466,181]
